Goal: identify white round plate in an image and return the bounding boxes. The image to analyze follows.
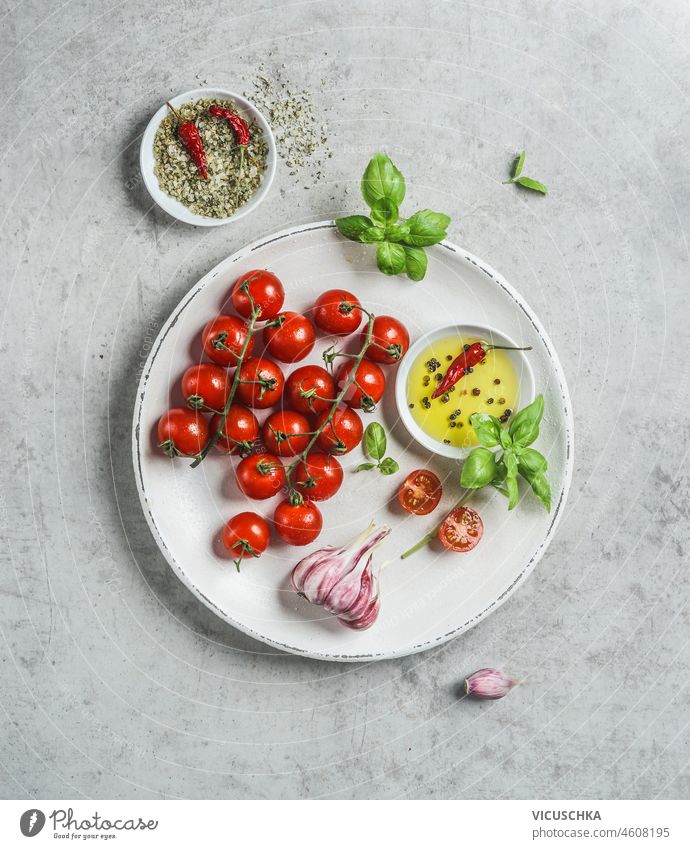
[139,87,277,227]
[132,222,574,661]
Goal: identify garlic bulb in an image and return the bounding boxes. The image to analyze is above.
[464,668,520,700]
[291,522,391,630]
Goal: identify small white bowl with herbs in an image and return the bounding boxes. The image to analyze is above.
[140,87,276,227]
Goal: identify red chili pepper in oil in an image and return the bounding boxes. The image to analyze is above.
[166,102,208,179]
[431,341,531,399]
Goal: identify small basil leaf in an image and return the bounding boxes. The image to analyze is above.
[499,428,513,449]
[335,215,373,241]
[403,246,428,281]
[515,176,547,194]
[509,394,544,448]
[503,449,518,478]
[370,197,399,227]
[517,447,548,477]
[359,226,386,244]
[460,447,497,489]
[513,150,526,178]
[492,459,507,485]
[506,472,519,510]
[364,422,386,461]
[526,472,551,511]
[379,457,399,475]
[376,242,406,275]
[355,462,377,473]
[401,209,450,246]
[469,413,502,447]
[385,221,411,242]
[361,153,406,207]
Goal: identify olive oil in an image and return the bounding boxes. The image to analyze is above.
[406,336,520,448]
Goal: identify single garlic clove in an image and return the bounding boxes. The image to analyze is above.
[464,668,520,700]
[339,596,379,630]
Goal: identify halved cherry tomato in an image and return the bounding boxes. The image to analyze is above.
[438,506,484,552]
[274,499,323,546]
[236,452,286,500]
[157,408,209,457]
[262,311,316,363]
[335,360,386,410]
[313,289,362,335]
[398,469,443,516]
[262,410,312,457]
[210,405,259,454]
[284,365,335,415]
[235,357,285,409]
[231,269,285,320]
[361,315,410,364]
[181,363,231,411]
[314,406,363,454]
[202,315,254,367]
[222,512,271,570]
[293,452,343,501]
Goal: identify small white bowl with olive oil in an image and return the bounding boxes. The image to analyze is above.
[395,323,536,459]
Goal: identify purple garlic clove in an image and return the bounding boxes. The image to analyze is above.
[464,668,521,700]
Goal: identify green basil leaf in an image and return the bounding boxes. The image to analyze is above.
[499,428,513,449]
[385,221,410,242]
[460,447,497,489]
[492,459,507,486]
[526,472,551,511]
[515,176,547,194]
[513,150,526,178]
[370,197,399,227]
[335,215,373,241]
[503,449,518,478]
[506,472,520,510]
[376,242,406,275]
[363,422,386,460]
[379,457,399,476]
[401,209,451,247]
[517,447,548,477]
[355,462,377,473]
[509,394,544,448]
[359,226,386,244]
[469,413,502,447]
[403,246,428,281]
[361,153,406,208]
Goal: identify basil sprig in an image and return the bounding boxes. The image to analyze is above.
[355,422,399,475]
[503,150,548,195]
[335,153,450,281]
[460,395,551,511]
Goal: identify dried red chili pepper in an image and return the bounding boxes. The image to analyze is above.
[166,102,207,179]
[431,341,531,399]
[208,105,251,146]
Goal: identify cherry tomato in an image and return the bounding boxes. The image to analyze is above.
[181,363,231,411]
[262,311,316,363]
[157,408,209,457]
[222,512,271,570]
[231,269,285,320]
[202,315,254,367]
[274,499,323,546]
[314,406,363,454]
[438,506,484,552]
[210,405,259,454]
[361,315,410,364]
[262,410,312,457]
[313,289,362,335]
[398,469,443,516]
[236,452,286,500]
[294,452,343,501]
[235,357,285,409]
[335,360,386,410]
[284,365,335,415]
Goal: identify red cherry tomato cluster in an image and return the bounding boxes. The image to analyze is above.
[156,273,411,566]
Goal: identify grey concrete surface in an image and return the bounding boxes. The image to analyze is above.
[1,0,688,800]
